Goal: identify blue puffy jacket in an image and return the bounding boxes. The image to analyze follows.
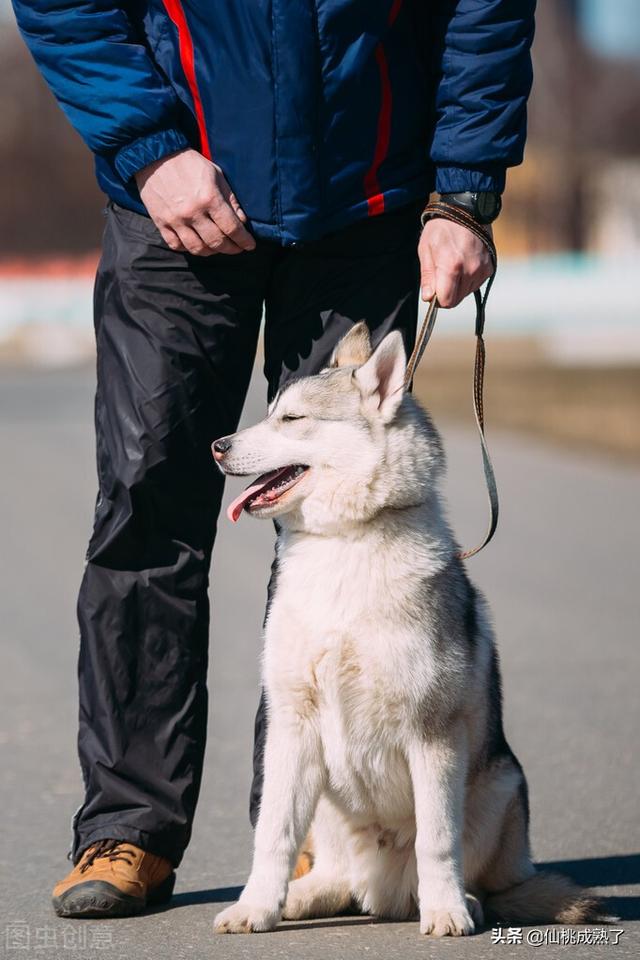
[13,0,535,244]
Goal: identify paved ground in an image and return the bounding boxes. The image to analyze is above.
[0,364,638,960]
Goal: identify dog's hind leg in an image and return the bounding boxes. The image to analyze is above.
[283,797,353,920]
[463,757,531,898]
[478,773,535,898]
[292,833,314,880]
[480,782,609,925]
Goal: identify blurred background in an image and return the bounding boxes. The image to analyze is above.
[0,0,639,458]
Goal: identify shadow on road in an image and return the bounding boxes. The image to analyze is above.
[162,885,244,908]
[161,855,640,922]
[539,853,640,887]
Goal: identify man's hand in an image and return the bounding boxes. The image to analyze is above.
[418,218,493,308]
[135,149,256,256]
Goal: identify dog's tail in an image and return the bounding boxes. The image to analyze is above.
[485,871,616,925]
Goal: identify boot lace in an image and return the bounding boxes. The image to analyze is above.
[79,839,136,873]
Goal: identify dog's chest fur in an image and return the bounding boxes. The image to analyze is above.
[264,524,456,822]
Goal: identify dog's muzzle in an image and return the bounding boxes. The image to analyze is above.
[212,436,232,462]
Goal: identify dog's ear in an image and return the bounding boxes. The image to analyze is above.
[354,331,406,422]
[329,322,372,368]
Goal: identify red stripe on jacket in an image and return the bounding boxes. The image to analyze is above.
[161,0,212,160]
[363,45,392,217]
[364,0,404,216]
[388,0,403,26]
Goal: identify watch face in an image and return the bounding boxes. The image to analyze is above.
[476,193,501,223]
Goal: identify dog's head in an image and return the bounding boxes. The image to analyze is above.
[213,323,444,533]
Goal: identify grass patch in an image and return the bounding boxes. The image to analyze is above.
[413,337,640,462]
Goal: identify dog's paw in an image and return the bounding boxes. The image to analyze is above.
[283,875,352,921]
[420,902,475,937]
[214,900,280,934]
[465,893,484,927]
[283,883,318,921]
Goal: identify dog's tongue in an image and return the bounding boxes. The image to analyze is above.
[226,468,287,523]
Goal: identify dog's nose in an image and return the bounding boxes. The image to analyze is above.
[212,437,232,461]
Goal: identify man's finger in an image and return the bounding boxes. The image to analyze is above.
[192,215,244,254]
[476,257,494,287]
[175,224,215,257]
[160,225,186,253]
[463,260,492,299]
[435,269,461,309]
[456,276,474,305]
[208,195,256,251]
[419,242,436,302]
[228,191,249,224]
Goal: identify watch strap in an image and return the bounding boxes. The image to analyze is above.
[439,191,501,225]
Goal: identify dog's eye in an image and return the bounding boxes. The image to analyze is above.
[282,414,305,423]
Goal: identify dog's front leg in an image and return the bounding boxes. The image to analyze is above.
[408,725,475,937]
[214,711,323,934]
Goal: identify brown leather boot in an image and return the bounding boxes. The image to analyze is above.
[52,839,175,918]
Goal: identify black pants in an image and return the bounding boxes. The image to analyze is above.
[72,200,421,867]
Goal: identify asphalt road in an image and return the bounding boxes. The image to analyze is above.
[1,364,638,960]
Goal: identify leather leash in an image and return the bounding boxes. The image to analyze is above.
[404,199,499,560]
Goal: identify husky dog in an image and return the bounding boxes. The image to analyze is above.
[212,324,604,936]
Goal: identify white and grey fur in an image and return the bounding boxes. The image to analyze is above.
[213,323,607,936]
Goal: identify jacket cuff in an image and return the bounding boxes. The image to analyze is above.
[435,165,506,195]
[114,127,191,182]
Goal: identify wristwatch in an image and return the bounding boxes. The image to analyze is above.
[439,191,502,225]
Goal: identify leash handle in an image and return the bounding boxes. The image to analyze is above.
[405,200,499,560]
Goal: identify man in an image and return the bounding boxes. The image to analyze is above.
[13,0,535,918]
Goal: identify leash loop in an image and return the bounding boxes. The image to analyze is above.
[405,200,499,559]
